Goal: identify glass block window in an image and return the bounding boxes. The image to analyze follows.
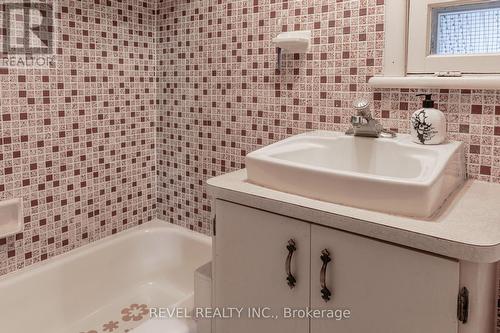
[431,1,500,55]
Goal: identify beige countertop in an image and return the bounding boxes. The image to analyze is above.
[207,169,500,263]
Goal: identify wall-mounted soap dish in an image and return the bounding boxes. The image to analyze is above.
[272,30,311,69]
[0,198,23,237]
[272,30,311,53]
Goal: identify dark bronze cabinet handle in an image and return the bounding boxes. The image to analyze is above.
[286,239,297,289]
[320,249,332,302]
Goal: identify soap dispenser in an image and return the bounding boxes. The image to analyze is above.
[410,94,446,145]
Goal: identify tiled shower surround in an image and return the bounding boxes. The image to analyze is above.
[0,0,157,275]
[0,0,499,327]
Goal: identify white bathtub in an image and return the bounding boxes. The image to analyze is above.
[0,220,212,333]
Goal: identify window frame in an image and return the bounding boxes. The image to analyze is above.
[407,0,500,74]
[429,1,500,56]
[369,0,500,89]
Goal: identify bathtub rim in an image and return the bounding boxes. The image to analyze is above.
[0,219,212,284]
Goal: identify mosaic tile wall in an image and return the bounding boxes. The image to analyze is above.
[0,0,157,276]
[156,0,500,234]
[156,0,384,233]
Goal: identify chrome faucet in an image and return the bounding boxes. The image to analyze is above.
[346,98,396,138]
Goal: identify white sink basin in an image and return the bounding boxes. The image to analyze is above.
[246,131,465,218]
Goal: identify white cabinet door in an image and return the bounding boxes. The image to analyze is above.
[310,224,459,333]
[214,200,310,333]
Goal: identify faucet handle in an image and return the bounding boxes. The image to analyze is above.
[352,98,370,111]
[352,97,372,120]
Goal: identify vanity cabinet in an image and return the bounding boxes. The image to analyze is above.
[214,200,460,333]
[213,199,311,333]
[310,222,459,333]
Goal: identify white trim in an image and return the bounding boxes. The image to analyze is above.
[369,75,500,89]
[383,0,408,76]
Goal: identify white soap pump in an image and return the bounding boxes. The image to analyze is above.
[410,94,446,145]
